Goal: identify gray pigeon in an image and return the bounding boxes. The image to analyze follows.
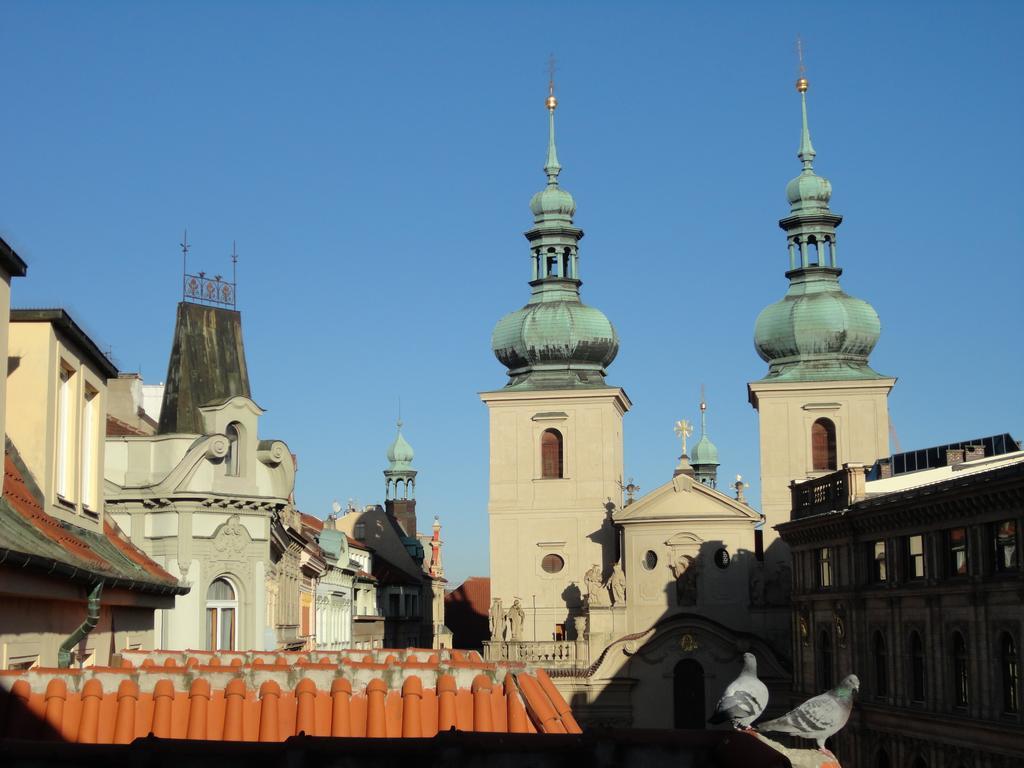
[757,674,859,753]
[708,652,769,729]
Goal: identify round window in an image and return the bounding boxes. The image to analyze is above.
[642,550,658,571]
[541,553,565,574]
[714,548,731,569]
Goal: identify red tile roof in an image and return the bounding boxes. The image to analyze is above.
[0,444,184,594]
[105,414,150,437]
[0,648,581,742]
[300,513,323,534]
[445,577,490,650]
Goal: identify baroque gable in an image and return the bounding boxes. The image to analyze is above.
[614,473,761,525]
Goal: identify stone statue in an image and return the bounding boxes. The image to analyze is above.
[671,555,699,607]
[608,562,626,605]
[765,562,793,606]
[505,598,525,641]
[749,564,766,607]
[489,597,503,640]
[584,564,607,607]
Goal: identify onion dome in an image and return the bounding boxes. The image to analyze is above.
[491,79,619,390]
[386,420,414,469]
[690,396,719,489]
[753,75,886,383]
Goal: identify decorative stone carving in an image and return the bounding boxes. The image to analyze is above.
[572,615,587,641]
[765,562,792,606]
[489,597,504,641]
[505,598,525,641]
[212,514,249,558]
[670,555,699,607]
[585,564,608,607]
[749,563,766,607]
[680,633,699,652]
[607,561,626,605]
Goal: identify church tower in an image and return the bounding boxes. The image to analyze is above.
[748,71,895,563]
[384,419,417,539]
[481,79,630,643]
[691,395,719,489]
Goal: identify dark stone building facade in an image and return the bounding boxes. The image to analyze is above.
[777,443,1024,768]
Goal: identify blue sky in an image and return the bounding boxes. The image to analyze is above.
[1,2,1021,587]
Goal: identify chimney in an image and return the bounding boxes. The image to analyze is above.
[946,448,966,467]
[964,444,986,462]
[876,457,893,479]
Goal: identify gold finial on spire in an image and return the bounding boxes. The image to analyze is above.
[546,53,558,110]
[795,35,809,92]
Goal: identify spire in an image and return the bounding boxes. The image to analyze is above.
[544,70,561,183]
[752,47,886,384]
[490,68,619,391]
[795,37,815,171]
[691,387,720,488]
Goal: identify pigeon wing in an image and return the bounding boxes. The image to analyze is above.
[759,691,846,740]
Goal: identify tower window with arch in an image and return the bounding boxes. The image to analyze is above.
[873,630,888,697]
[952,631,969,708]
[817,628,833,690]
[206,577,238,651]
[225,422,242,476]
[909,630,926,703]
[541,428,564,479]
[1001,632,1020,714]
[811,418,837,471]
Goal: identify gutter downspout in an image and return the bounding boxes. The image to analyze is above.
[58,582,104,668]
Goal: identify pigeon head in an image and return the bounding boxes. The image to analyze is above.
[836,674,860,697]
[742,652,757,673]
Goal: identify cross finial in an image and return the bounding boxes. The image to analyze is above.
[180,229,190,258]
[674,418,694,456]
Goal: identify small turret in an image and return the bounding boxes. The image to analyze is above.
[691,394,720,488]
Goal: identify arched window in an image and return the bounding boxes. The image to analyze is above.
[953,631,969,708]
[673,659,705,729]
[1002,632,1020,714]
[225,422,241,476]
[817,628,833,690]
[206,577,238,651]
[873,631,888,697]
[811,418,837,471]
[910,631,926,703]
[541,429,564,479]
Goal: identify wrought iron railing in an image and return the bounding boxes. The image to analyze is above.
[183,272,236,308]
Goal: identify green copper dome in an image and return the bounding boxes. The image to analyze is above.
[753,77,886,383]
[493,291,619,385]
[491,84,619,390]
[754,268,881,380]
[386,421,414,469]
[691,433,719,466]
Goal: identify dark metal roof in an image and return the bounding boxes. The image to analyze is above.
[9,308,118,379]
[157,302,251,434]
[0,235,28,278]
[868,433,1020,479]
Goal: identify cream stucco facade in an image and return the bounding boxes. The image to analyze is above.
[481,386,630,643]
[747,378,895,565]
[105,396,295,651]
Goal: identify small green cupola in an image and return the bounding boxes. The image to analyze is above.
[384,419,416,499]
[690,394,719,489]
[753,74,886,383]
[491,79,619,390]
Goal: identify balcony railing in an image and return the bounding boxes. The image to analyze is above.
[482,640,584,668]
[791,463,868,519]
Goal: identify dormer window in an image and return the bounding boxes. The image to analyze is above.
[225,421,241,476]
[541,428,564,479]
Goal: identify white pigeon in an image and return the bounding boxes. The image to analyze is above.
[757,674,859,755]
[708,652,769,729]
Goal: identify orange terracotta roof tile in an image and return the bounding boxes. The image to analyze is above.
[105,414,149,437]
[0,648,580,742]
[0,445,184,594]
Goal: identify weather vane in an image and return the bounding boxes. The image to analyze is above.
[795,35,809,92]
[546,53,558,110]
[674,418,694,456]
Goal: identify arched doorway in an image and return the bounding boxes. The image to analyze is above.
[673,658,705,729]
